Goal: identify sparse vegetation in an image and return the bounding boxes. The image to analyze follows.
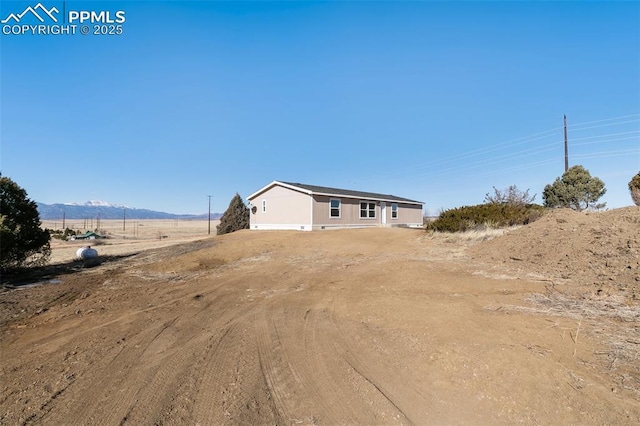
[426,203,545,233]
[216,193,250,235]
[628,171,640,206]
[47,227,77,240]
[0,175,51,271]
[484,185,536,206]
[427,184,543,233]
[543,165,606,211]
[433,226,513,244]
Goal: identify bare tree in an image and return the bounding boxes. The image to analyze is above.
[484,185,536,206]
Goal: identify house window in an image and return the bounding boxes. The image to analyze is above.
[330,198,341,218]
[391,203,398,219]
[329,198,342,217]
[262,200,267,213]
[360,202,376,219]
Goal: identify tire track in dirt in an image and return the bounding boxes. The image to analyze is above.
[40,315,183,425]
[326,295,429,424]
[297,305,373,423]
[255,291,410,424]
[120,288,257,425]
[303,305,411,424]
[256,303,303,423]
[191,307,281,425]
[111,319,211,424]
[115,330,216,424]
[7,279,194,358]
[345,359,412,424]
[37,285,234,424]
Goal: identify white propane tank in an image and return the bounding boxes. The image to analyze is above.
[76,246,98,259]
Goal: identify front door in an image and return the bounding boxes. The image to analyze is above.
[380,202,386,225]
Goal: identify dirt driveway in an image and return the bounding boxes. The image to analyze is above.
[1,212,639,424]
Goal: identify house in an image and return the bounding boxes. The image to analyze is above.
[247,181,424,231]
[70,231,106,240]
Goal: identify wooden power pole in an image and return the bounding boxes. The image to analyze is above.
[564,114,569,172]
[208,195,212,235]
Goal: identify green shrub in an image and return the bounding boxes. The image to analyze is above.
[1,176,51,271]
[47,227,77,240]
[426,203,546,233]
[217,193,250,235]
[543,165,606,211]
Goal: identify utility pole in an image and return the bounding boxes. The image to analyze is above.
[208,195,212,235]
[564,114,569,172]
[62,210,66,230]
[123,207,126,232]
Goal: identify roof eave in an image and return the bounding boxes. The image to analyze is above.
[248,181,423,205]
[312,191,423,205]
[247,180,313,201]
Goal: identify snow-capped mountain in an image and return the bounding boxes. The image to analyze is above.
[37,201,218,220]
[63,200,129,208]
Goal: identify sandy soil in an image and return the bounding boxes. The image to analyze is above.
[1,209,638,425]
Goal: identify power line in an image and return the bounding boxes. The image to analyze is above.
[573,135,640,148]
[570,130,640,142]
[434,149,639,183]
[572,148,640,160]
[386,115,639,180]
[391,139,638,184]
[385,127,561,177]
[440,114,640,165]
[568,118,640,132]
[391,114,640,176]
[362,113,640,191]
[389,132,637,181]
[566,113,640,128]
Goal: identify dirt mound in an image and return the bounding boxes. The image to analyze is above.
[2,227,640,424]
[470,207,640,297]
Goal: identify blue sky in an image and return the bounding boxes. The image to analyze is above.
[1,1,639,215]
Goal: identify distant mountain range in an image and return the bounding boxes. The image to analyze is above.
[37,201,221,220]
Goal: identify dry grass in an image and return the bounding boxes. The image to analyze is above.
[493,285,640,394]
[522,291,640,322]
[429,226,519,244]
[43,219,220,265]
[42,218,217,240]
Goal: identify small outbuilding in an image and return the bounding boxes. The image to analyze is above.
[247,181,424,231]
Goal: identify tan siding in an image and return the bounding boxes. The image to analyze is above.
[313,196,422,228]
[249,181,423,230]
[393,203,423,225]
[313,195,381,227]
[249,185,311,228]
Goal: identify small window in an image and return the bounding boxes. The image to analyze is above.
[391,203,398,219]
[330,198,341,218]
[262,199,267,213]
[359,202,376,219]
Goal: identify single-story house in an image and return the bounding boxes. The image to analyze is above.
[247,181,424,231]
[70,231,106,240]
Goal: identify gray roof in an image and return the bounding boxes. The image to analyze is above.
[281,181,423,204]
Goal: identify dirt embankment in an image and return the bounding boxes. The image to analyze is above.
[1,209,639,425]
[470,207,640,295]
